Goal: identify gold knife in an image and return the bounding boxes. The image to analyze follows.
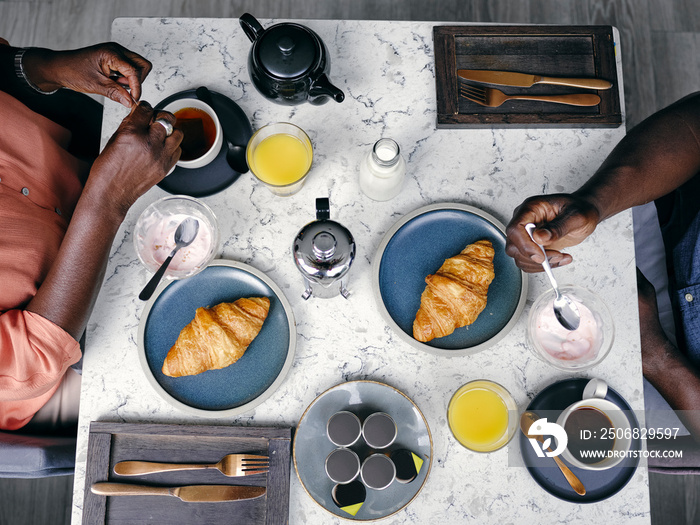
[91,482,266,502]
[458,69,612,90]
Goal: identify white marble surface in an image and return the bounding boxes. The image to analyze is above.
[71,18,650,524]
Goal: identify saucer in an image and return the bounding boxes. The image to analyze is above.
[519,378,641,503]
[155,89,252,197]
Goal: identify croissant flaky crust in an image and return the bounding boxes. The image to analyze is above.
[162,297,270,377]
[413,240,495,342]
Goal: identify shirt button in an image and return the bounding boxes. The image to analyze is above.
[21,187,29,196]
[55,208,62,216]
[686,293,694,302]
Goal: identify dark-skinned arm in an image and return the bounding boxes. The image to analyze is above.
[638,270,700,440]
[24,102,182,340]
[506,92,700,272]
[0,41,152,158]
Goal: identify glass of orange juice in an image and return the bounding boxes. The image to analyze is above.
[447,380,517,452]
[246,122,313,196]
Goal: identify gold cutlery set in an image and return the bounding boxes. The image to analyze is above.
[91,454,269,503]
[458,69,612,108]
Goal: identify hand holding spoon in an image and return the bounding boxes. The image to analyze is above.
[520,411,586,496]
[525,223,581,331]
[139,217,200,301]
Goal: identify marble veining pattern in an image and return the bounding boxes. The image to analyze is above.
[71,18,649,524]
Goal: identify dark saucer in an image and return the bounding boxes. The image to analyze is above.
[519,378,641,503]
[155,89,252,197]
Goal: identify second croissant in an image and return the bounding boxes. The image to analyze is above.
[413,240,495,342]
[162,297,270,377]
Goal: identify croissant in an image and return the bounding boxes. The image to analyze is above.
[162,297,270,377]
[413,240,495,342]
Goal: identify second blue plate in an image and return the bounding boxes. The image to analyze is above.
[372,203,527,355]
[137,260,296,417]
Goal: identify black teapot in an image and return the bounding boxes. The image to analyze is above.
[239,13,345,106]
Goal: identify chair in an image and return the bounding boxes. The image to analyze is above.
[0,430,76,478]
[647,436,700,475]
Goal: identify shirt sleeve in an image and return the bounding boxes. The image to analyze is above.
[0,309,81,428]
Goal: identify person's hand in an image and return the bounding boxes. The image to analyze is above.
[24,42,152,107]
[82,101,182,217]
[504,193,600,272]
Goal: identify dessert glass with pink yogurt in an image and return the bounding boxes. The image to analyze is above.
[527,285,614,371]
[134,196,219,280]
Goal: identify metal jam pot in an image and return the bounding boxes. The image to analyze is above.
[239,13,345,106]
[293,198,355,300]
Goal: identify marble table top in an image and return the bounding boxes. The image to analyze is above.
[71,18,650,524]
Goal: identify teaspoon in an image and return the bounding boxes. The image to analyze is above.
[139,217,200,301]
[525,223,581,331]
[520,411,586,496]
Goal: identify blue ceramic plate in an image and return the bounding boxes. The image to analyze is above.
[519,378,641,503]
[293,381,432,521]
[137,260,296,417]
[372,203,527,355]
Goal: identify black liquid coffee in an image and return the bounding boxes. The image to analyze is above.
[564,407,615,464]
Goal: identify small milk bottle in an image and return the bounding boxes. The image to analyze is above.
[359,138,406,201]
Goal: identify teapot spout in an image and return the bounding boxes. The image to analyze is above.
[309,74,345,105]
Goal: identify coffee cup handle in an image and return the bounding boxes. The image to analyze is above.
[582,378,608,400]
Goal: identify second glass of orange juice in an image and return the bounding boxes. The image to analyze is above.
[447,380,517,452]
[247,122,313,196]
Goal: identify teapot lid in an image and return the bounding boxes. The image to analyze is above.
[293,198,355,285]
[257,23,320,79]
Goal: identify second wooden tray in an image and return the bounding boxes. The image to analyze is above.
[82,422,291,525]
[434,25,622,128]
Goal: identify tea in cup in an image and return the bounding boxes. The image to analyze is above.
[361,412,397,449]
[556,379,632,470]
[447,380,517,452]
[360,453,396,490]
[246,122,313,196]
[327,411,362,447]
[325,448,361,485]
[162,98,223,169]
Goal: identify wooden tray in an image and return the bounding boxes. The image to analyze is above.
[82,422,291,525]
[434,25,622,128]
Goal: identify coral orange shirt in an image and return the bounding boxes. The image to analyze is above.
[0,88,88,430]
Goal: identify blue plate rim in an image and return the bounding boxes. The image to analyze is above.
[371,202,528,356]
[292,380,433,521]
[136,259,297,418]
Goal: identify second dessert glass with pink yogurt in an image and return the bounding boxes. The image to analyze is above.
[134,196,219,281]
[527,285,614,371]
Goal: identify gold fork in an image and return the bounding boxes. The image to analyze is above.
[113,454,269,477]
[460,84,601,107]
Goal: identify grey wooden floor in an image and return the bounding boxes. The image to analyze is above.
[1,1,699,524]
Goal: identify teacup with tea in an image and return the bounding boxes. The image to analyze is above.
[556,378,632,470]
[162,98,223,170]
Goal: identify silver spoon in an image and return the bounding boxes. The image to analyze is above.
[139,217,200,301]
[525,223,581,331]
